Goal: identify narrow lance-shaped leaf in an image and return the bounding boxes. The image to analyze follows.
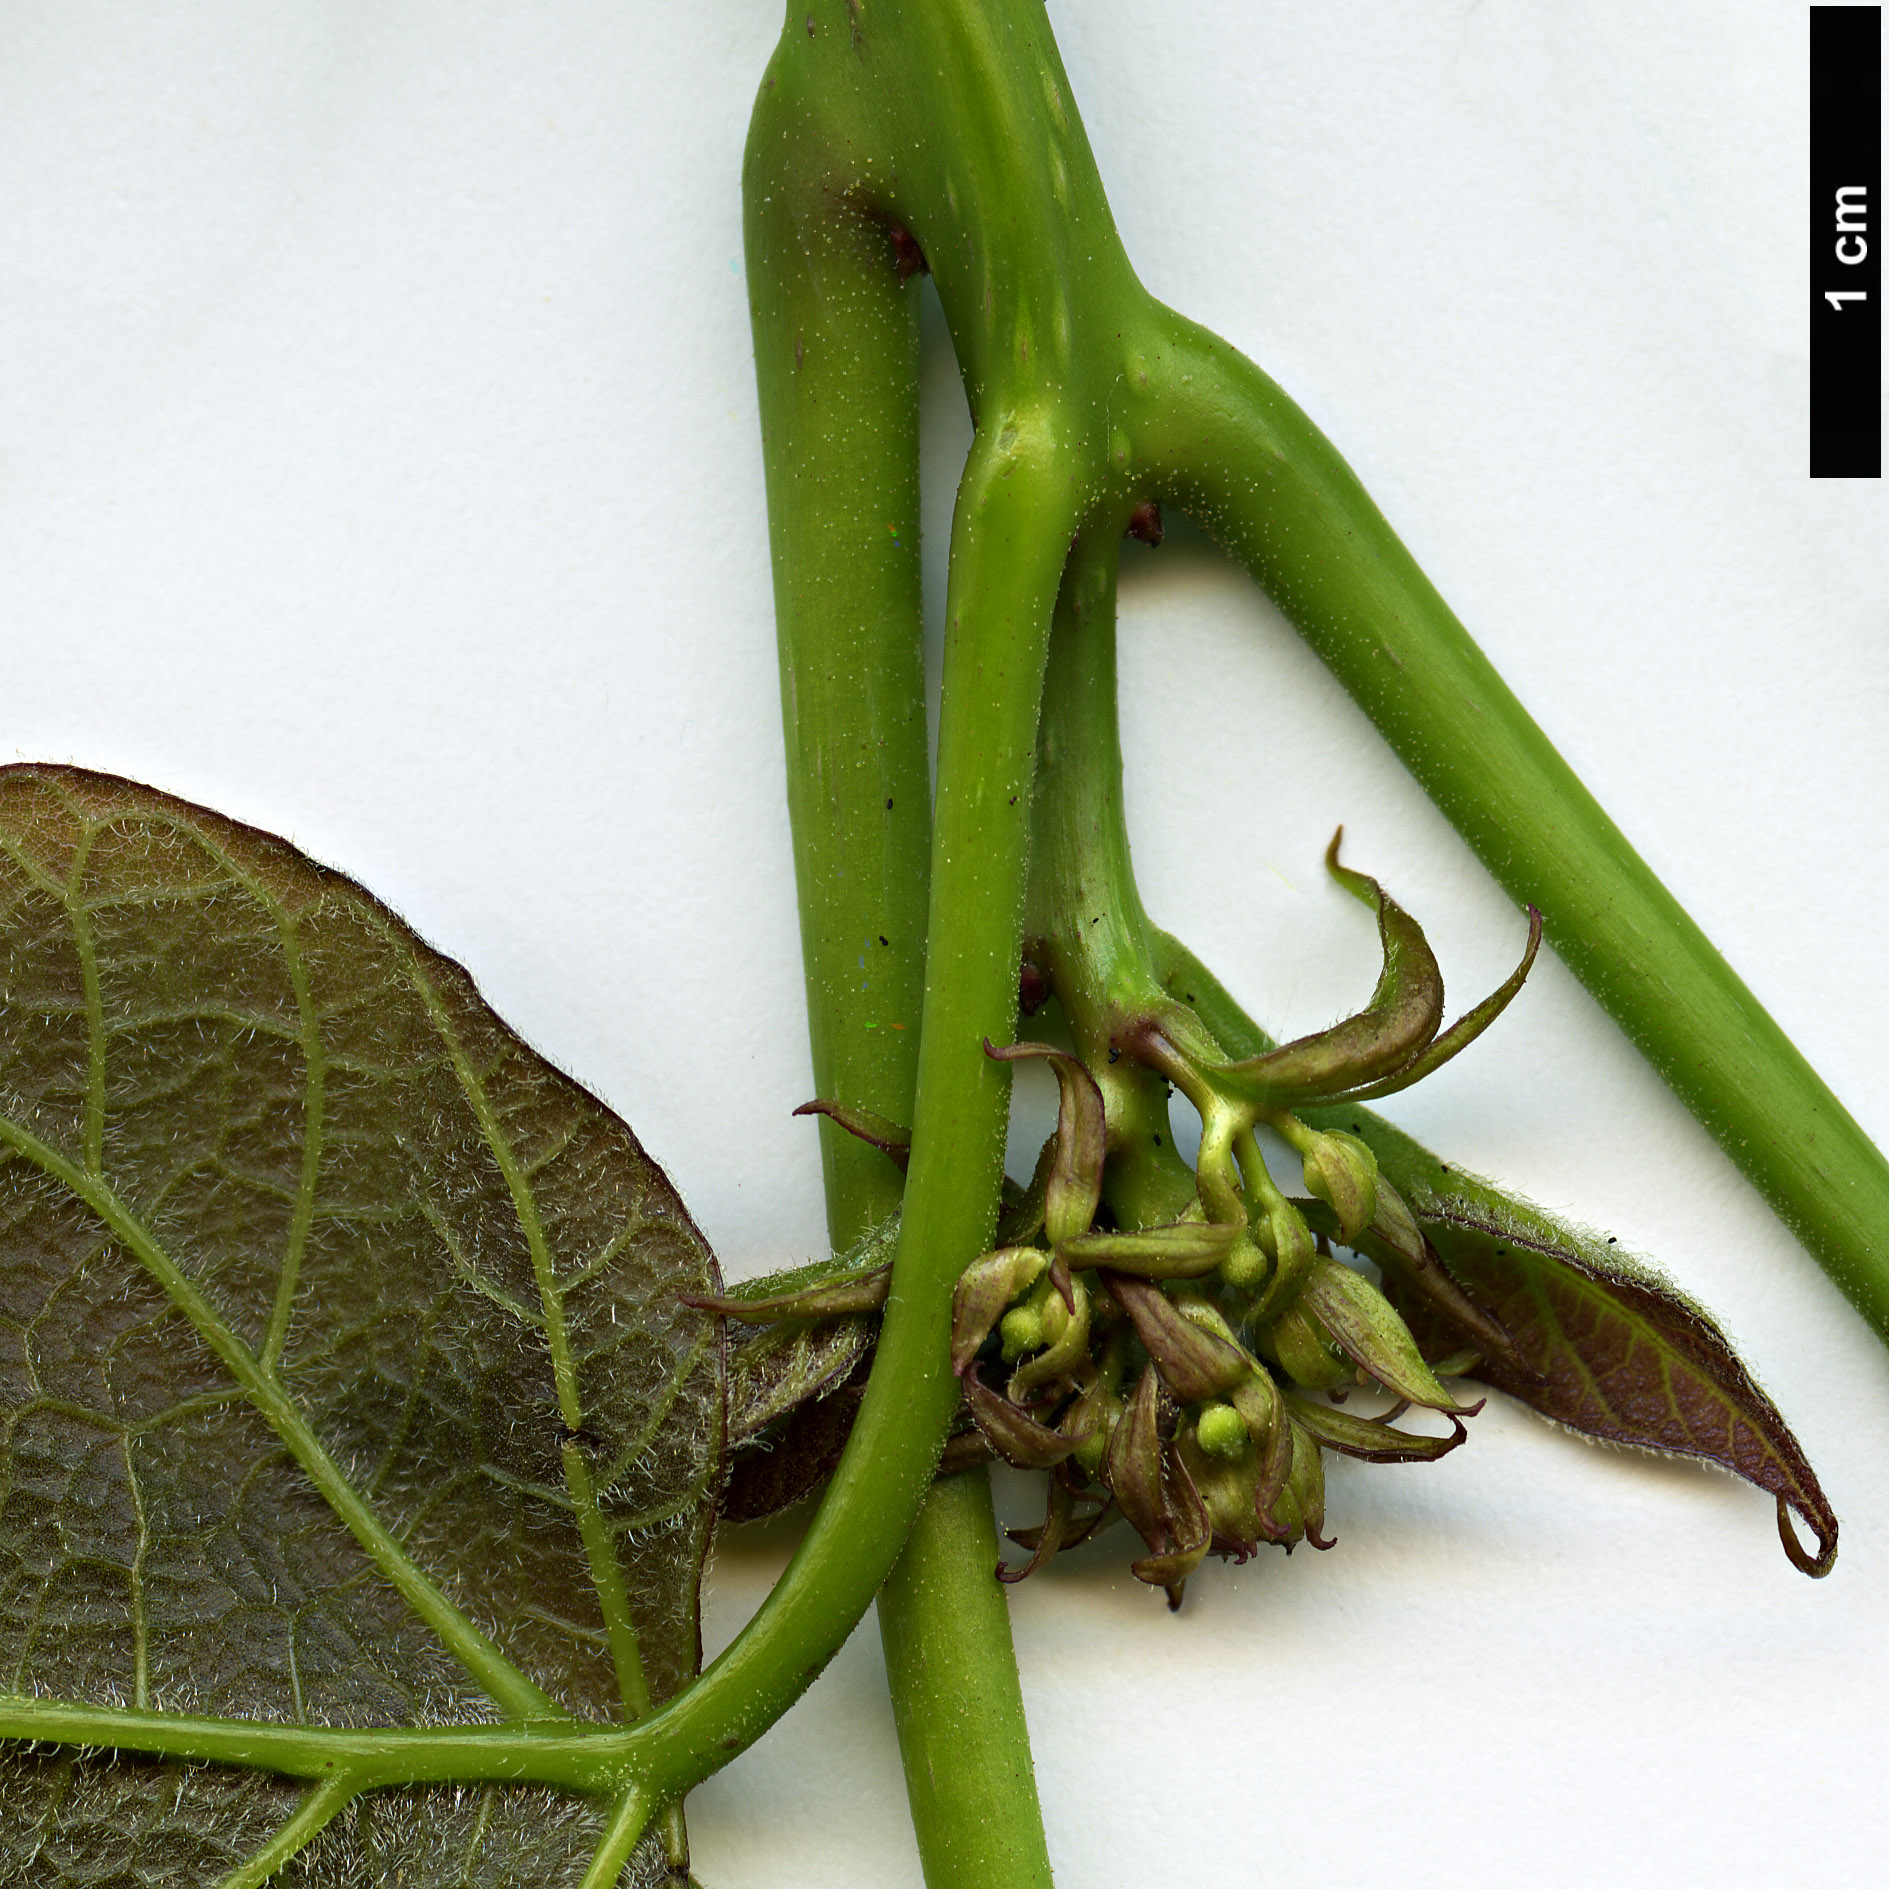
[1401,1195,1839,1576]
[0,768,725,1886]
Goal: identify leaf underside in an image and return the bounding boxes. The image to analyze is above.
[0,767,725,1884]
[1398,1191,1838,1575]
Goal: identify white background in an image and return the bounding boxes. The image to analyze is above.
[3,3,1887,1884]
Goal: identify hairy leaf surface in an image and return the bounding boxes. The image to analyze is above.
[1400,1192,1838,1574]
[0,768,725,1884]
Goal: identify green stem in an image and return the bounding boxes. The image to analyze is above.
[580,1788,657,1889]
[878,1469,1054,1889]
[1026,525,1198,1229]
[744,47,931,1252]
[746,23,1055,1881]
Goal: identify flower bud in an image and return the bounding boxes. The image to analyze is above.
[1105,1273,1251,1404]
[1195,1400,1248,1460]
[1298,1128,1378,1243]
[1176,1426,1261,1555]
[1011,1276,1092,1395]
[1039,1286,1071,1348]
[1366,1173,1425,1267]
[951,1246,1048,1374]
[1216,1234,1269,1293]
[1000,1303,1045,1360]
[1058,1217,1243,1280]
[1263,1300,1352,1393]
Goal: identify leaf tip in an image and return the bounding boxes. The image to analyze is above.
[1777,1496,1838,1579]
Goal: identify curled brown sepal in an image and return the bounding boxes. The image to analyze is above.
[1337,904,1543,1105]
[998,1136,1054,1249]
[792,1098,912,1172]
[985,1039,1107,1245]
[1398,1199,1839,1576]
[1109,1369,1212,1603]
[1285,1391,1471,1463]
[1010,1481,1117,1556]
[951,1246,1049,1375]
[1298,1257,1468,1412]
[1058,1218,1245,1280]
[1210,831,1444,1109]
[1106,1366,1172,1554]
[1262,1421,1332,1551]
[961,1369,1081,1469]
[1231,1372,1296,1540]
[683,1263,891,1323]
[998,1475,1076,1584]
[1103,1274,1252,1405]
[1133,1452,1213,1610]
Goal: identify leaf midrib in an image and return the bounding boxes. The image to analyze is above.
[0,1106,563,1725]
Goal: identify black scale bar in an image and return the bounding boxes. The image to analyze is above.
[1811,6,1882,477]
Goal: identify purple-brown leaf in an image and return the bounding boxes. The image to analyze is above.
[1404,1200,1838,1576]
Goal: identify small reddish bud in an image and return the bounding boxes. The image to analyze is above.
[888,222,929,282]
[1019,959,1051,1015]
